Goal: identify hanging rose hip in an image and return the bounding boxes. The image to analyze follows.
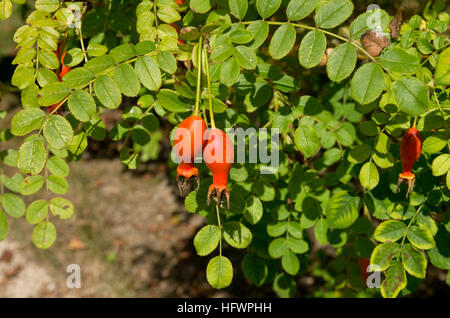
[203,128,234,210]
[173,115,207,194]
[397,126,422,198]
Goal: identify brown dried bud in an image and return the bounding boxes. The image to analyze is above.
[390,7,403,40]
[361,30,390,57]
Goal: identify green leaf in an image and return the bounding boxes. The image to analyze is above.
[68,90,96,122]
[12,65,34,89]
[229,0,248,20]
[20,175,45,195]
[298,30,326,69]
[64,48,84,67]
[348,144,372,163]
[282,249,300,275]
[142,114,159,132]
[234,45,257,70]
[135,41,156,56]
[326,43,357,82]
[1,193,25,218]
[21,84,39,108]
[407,225,435,250]
[268,237,287,258]
[351,62,385,104]
[43,115,74,149]
[402,244,427,278]
[157,6,181,23]
[435,47,450,85]
[156,51,177,74]
[84,55,115,75]
[379,49,419,74]
[38,49,59,70]
[220,57,240,86]
[287,221,303,239]
[432,154,450,176]
[35,0,59,12]
[94,75,122,109]
[0,0,12,20]
[37,67,58,87]
[0,210,8,241]
[244,196,263,225]
[223,221,252,249]
[273,273,296,298]
[286,0,317,21]
[156,89,190,112]
[49,197,74,219]
[374,220,407,242]
[135,56,161,91]
[326,191,360,229]
[47,156,69,177]
[375,133,390,154]
[359,161,379,190]
[241,254,267,286]
[422,133,446,154]
[33,221,56,249]
[288,237,309,254]
[381,260,407,298]
[11,108,46,136]
[211,35,234,62]
[47,175,68,195]
[12,46,36,64]
[370,242,400,271]
[229,29,254,44]
[315,0,353,29]
[294,125,320,157]
[38,82,71,106]
[269,24,296,60]
[314,218,328,245]
[109,43,136,63]
[393,78,429,116]
[256,0,281,19]
[206,256,233,289]
[246,20,269,49]
[26,200,48,224]
[1,174,23,193]
[190,0,211,14]
[114,63,141,97]
[62,67,95,89]
[194,225,220,256]
[17,139,46,175]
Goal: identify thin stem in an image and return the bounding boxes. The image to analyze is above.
[216,205,222,257]
[194,37,203,117]
[399,203,425,252]
[203,45,215,129]
[241,21,377,62]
